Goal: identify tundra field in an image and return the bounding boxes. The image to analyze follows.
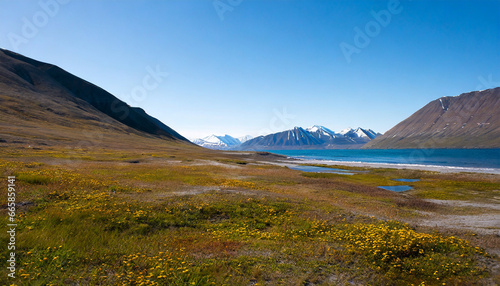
[0,145,499,286]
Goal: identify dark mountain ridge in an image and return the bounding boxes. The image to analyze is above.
[239,127,322,150]
[0,49,188,145]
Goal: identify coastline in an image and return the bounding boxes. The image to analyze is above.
[274,157,500,175]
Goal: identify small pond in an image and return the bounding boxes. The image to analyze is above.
[377,185,413,192]
[289,165,356,175]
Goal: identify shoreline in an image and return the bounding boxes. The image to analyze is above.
[274,157,500,175]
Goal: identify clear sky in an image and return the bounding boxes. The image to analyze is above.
[1,0,499,139]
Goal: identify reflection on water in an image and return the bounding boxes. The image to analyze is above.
[378,185,413,192]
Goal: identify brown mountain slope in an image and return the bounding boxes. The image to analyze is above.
[0,49,190,148]
[364,87,500,149]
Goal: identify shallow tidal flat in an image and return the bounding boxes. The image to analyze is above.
[1,147,499,285]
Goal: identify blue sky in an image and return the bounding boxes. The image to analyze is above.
[1,0,499,139]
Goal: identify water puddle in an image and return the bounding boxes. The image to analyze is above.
[378,185,413,192]
[290,165,356,175]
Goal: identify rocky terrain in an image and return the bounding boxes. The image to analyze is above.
[365,88,500,149]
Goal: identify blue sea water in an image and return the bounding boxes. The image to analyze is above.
[264,149,500,170]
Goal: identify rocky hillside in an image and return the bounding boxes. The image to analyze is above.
[365,88,500,149]
[0,49,189,147]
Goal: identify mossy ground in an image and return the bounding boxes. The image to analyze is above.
[0,147,499,285]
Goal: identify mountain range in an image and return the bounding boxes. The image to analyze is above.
[191,126,379,150]
[233,126,380,150]
[365,88,500,149]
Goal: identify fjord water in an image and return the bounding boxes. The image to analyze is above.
[267,149,500,169]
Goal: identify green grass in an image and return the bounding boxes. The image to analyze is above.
[16,173,52,185]
[1,188,488,285]
[299,163,500,203]
[0,154,498,285]
[414,179,500,201]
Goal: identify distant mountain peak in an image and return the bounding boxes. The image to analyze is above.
[337,127,378,140]
[307,125,333,132]
[339,127,353,134]
[306,125,340,139]
[191,134,242,150]
[238,135,253,143]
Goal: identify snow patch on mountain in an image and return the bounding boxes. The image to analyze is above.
[340,127,378,140]
[307,125,345,140]
[238,135,253,143]
[192,134,241,149]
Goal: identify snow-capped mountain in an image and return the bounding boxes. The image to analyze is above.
[340,127,379,140]
[238,126,380,150]
[306,125,343,140]
[238,135,254,144]
[193,126,380,150]
[192,134,241,149]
